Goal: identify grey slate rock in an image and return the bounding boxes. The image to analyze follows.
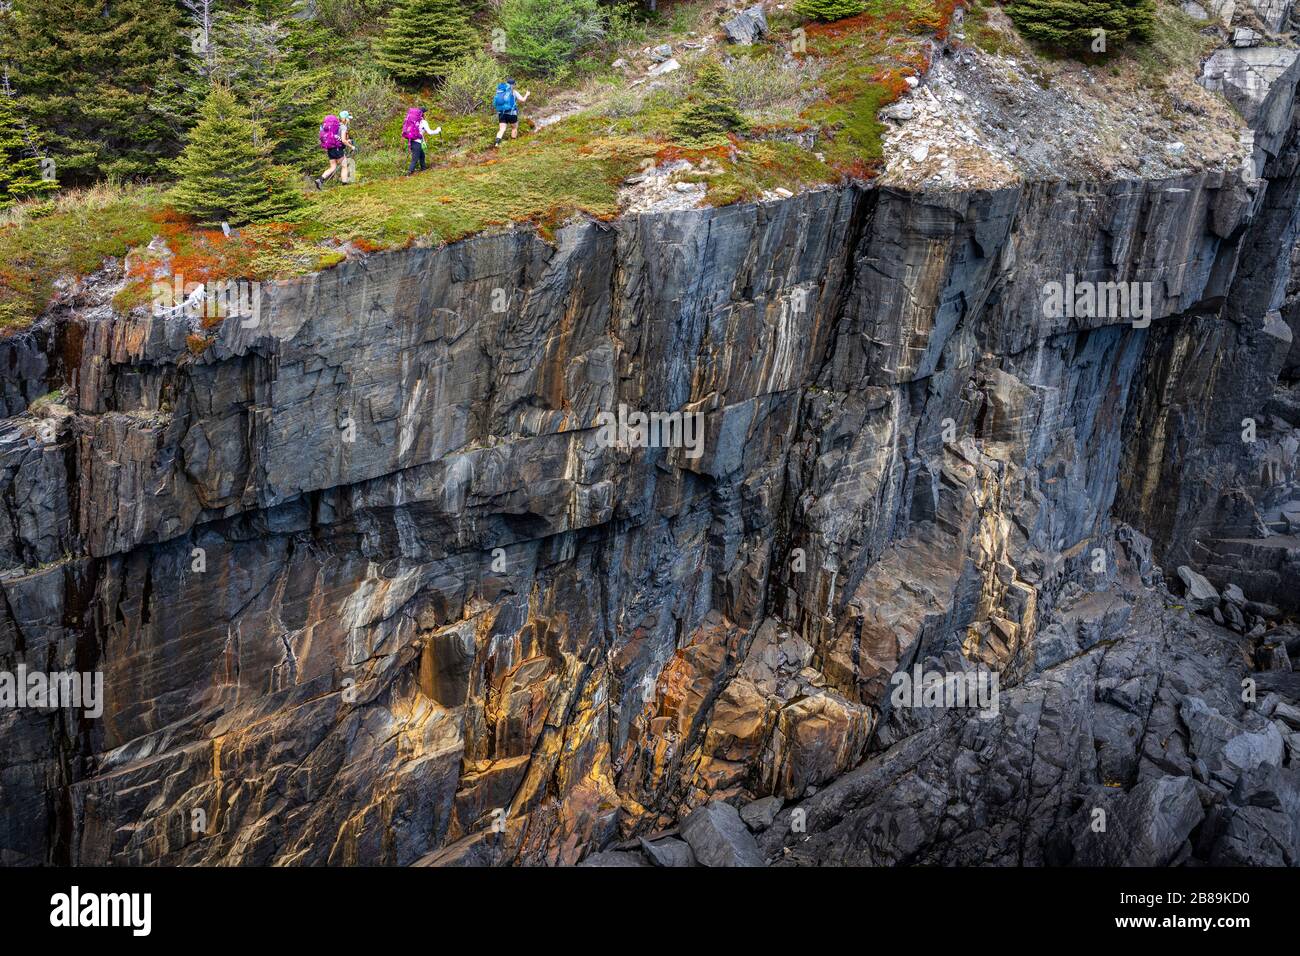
[681,801,766,867]
[639,836,696,867]
[1234,28,1261,48]
[880,101,916,122]
[740,796,784,831]
[1181,696,1286,776]
[1246,0,1290,32]
[1273,700,1300,730]
[1177,565,1220,612]
[723,5,768,44]
[579,849,652,867]
[1200,47,1300,156]
[1072,776,1205,866]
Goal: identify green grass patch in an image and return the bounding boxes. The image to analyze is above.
[0,186,166,332]
[296,126,656,246]
[794,2,939,173]
[806,76,899,171]
[963,0,1019,57]
[681,140,837,205]
[1125,2,1218,86]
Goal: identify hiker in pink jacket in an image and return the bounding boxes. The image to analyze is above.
[314,111,355,189]
[402,106,441,175]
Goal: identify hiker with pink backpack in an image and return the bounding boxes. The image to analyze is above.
[402,106,441,175]
[314,111,355,189]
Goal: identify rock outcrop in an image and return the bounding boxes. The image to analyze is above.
[3,29,1300,868]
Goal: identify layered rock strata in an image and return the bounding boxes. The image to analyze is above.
[2,41,1300,866]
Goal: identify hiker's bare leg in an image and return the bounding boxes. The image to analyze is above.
[511,124,519,139]
[321,160,339,181]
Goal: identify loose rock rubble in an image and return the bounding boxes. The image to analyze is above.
[879,16,1247,188]
[619,159,707,213]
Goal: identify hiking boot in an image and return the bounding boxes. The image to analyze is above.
[313,177,323,190]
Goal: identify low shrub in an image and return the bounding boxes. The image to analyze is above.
[500,0,607,78]
[441,51,503,116]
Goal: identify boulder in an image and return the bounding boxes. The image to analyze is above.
[1245,599,1282,620]
[880,101,915,122]
[647,58,680,77]
[1233,27,1261,48]
[1200,48,1300,157]
[680,801,766,867]
[1245,0,1289,32]
[1273,701,1300,730]
[639,836,697,867]
[1116,523,1160,585]
[1176,565,1220,612]
[723,5,769,45]
[1208,765,1300,865]
[1181,696,1286,776]
[1258,641,1292,671]
[740,796,784,831]
[1072,776,1204,866]
[1224,601,1246,632]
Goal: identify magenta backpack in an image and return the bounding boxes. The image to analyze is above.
[402,108,424,141]
[319,114,342,149]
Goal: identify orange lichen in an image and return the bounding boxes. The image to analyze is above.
[185,333,213,355]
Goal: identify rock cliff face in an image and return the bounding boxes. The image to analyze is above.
[3,45,1300,867]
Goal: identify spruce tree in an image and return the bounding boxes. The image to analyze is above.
[1,0,187,184]
[793,0,867,22]
[170,86,302,226]
[376,0,480,86]
[209,9,331,171]
[1007,0,1155,51]
[672,60,748,147]
[0,95,56,208]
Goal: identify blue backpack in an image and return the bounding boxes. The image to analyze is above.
[493,83,516,113]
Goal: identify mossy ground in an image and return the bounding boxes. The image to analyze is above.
[0,186,165,330]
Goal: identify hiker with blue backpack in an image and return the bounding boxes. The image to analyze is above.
[402,106,442,175]
[314,111,355,190]
[493,79,529,147]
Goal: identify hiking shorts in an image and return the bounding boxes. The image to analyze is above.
[326,146,346,159]
[498,111,518,125]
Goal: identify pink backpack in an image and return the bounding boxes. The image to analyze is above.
[402,108,424,141]
[319,114,342,149]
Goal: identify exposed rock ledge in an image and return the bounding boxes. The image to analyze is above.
[1,26,1299,866]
